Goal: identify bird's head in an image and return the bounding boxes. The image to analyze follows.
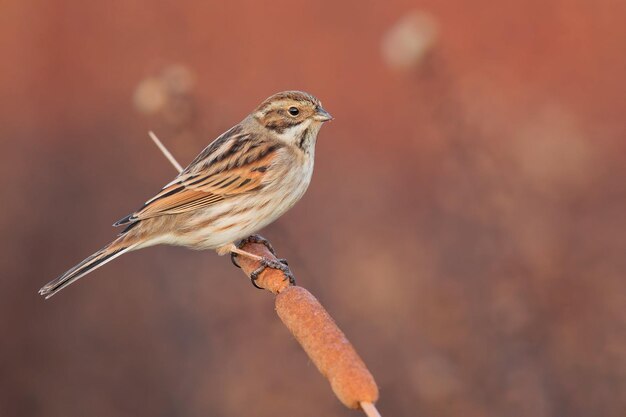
[252,91,332,150]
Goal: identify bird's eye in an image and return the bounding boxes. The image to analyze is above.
[288,107,299,116]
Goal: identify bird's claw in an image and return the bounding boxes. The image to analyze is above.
[229,235,294,288]
[238,234,277,255]
[230,235,276,268]
[231,252,241,268]
[249,257,296,289]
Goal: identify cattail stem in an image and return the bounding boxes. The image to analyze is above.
[361,401,383,417]
[149,132,382,415]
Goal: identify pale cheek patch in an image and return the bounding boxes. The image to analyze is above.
[277,120,312,144]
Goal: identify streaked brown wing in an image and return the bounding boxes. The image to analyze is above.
[115,128,281,225]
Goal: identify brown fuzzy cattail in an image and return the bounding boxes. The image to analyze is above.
[276,286,379,408]
[236,241,380,413]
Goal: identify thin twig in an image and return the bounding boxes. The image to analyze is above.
[149,131,183,173]
[361,402,382,417]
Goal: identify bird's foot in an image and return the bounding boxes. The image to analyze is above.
[230,234,277,268]
[239,234,277,255]
[249,257,295,289]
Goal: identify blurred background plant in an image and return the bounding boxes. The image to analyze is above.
[0,1,624,417]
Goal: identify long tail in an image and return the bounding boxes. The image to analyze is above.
[39,237,135,299]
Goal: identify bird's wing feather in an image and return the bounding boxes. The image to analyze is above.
[115,127,281,224]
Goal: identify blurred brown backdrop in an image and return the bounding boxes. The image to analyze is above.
[1,1,625,416]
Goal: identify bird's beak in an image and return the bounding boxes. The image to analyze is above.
[314,105,333,122]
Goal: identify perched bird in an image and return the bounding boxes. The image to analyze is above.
[39,91,332,298]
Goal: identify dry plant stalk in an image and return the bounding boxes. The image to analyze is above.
[149,132,381,416]
[235,242,380,411]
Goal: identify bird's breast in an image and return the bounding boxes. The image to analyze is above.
[178,152,314,250]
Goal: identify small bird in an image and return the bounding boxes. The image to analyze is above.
[39,91,332,298]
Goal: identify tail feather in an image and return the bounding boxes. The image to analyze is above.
[39,240,134,299]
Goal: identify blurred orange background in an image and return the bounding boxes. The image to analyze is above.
[1,1,624,416]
